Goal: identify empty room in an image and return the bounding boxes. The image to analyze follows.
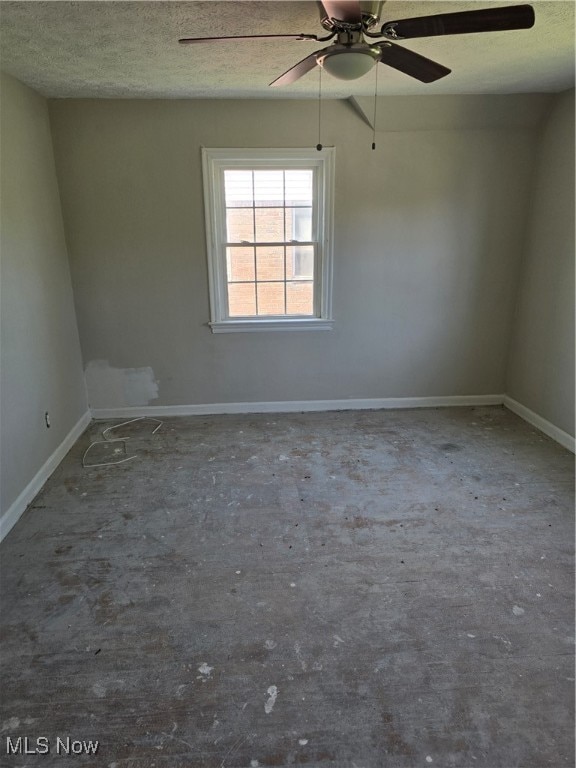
[0,1,574,766]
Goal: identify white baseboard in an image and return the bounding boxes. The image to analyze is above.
[503,396,575,453]
[0,411,92,543]
[91,394,504,420]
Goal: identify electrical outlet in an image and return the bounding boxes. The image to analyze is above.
[45,411,51,428]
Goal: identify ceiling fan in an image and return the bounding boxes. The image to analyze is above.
[179,1,535,86]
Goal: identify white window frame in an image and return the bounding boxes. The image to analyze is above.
[202,148,335,333]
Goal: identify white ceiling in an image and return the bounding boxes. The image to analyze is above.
[0,1,574,99]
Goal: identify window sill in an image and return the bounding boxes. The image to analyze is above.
[209,318,334,333]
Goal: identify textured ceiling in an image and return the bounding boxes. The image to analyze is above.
[0,1,574,98]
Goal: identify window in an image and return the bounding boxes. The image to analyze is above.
[202,148,335,332]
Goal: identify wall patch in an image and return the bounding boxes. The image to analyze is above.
[85,360,159,409]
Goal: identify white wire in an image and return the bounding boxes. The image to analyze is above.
[102,416,163,441]
[82,439,137,468]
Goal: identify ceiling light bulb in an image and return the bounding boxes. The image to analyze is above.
[319,50,378,80]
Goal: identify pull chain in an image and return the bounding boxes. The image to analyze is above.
[372,63,379,150]
[317,65,323,151]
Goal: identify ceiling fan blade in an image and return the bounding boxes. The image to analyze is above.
[381,4,535,40]
[269,50,324,87]
[318,0,362,24]
[179,33,318,44]
[378,42,451,83]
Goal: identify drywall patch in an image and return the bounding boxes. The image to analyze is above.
[85,360,159,409]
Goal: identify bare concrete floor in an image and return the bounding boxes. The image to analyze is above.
[0,406,574,767]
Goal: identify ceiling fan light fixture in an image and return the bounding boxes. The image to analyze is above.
[318,49,379,80]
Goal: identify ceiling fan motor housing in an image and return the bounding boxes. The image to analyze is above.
[318,0,385,31]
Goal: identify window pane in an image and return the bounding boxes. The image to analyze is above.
[285,170,313,206]
[226,208,254,242]
[286,280,314,316]
[228,282,256,317]
[286,207,312,242]
[255,208,284,242]
[256,247,284,281]
[286,245,314,280]
[257,282,285,316]
[254,170,284,206]
[227,247,255,282]
[224,170,253,207]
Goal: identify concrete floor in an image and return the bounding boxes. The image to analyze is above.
[0,406,574,767]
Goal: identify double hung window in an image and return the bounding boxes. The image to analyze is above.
[202,148,334,332]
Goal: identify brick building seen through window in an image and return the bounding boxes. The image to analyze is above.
[224,170,314,317]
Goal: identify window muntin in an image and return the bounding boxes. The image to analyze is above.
[202,149,334,333]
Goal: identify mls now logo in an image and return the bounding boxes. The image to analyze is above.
[5,736,99,755]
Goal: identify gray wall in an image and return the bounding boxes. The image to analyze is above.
[0,73,87,519]
[506,89,575,437]
[49,97,542,409]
